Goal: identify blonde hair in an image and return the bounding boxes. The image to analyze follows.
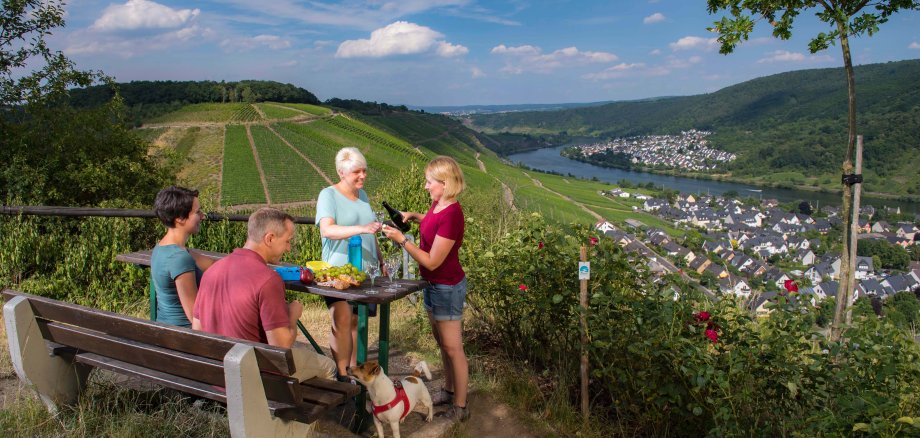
[426,156,465,199]
[335,147,367,176]
[248,207,293,242]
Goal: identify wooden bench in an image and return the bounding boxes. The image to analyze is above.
[2,289,359,437]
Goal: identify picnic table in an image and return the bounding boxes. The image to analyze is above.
[116,248,427,431]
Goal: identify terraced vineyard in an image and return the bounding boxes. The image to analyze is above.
[257,104,304,120]
[249,126,327,203]
[151,103,263,123]
[273,103,332,116]
[221,125,266,205]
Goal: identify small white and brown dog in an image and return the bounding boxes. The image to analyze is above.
[347,360,433,438]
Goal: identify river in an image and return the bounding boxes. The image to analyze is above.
[507,145,919,214]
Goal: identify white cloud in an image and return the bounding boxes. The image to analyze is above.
[470,66,485,78]
[66,25,211,57]
[643,13,666,24]
[92,0,199,32]
[910,42,920,49]
[335,21,467,58]
[669,36,718,51]
[583,62,669,80]
[757,50,833,63]
[220,34,292,52]
[490,44,618,74]
[649,49,662,56]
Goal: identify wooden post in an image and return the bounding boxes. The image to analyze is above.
[844,136,864,324]
[579,246,589,422]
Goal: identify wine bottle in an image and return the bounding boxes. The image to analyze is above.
[382,201,411,232]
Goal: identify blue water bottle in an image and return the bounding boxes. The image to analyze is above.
[348,235,363,270]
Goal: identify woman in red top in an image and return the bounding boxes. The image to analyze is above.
[382,156,469,421]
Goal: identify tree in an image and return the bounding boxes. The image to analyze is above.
[1,0,168,205]
[706,0,920,341]
[798,201,813,215]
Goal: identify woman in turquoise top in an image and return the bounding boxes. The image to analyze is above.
[315,147,383,379]
[151,186,214,327]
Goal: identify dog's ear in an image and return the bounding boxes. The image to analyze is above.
[369,361,381,376]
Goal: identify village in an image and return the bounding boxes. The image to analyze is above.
[573,129,737,171]
[594,189,920,314]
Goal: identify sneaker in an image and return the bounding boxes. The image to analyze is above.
[431,388,453,406]
[436,404,469,422]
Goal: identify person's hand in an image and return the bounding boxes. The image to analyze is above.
[364,221,382,234]
[381,223,404,242]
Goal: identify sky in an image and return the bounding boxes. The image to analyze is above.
[49,0,920,106]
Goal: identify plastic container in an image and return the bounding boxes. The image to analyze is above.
[272,266,302,281]
[348,235,363,270]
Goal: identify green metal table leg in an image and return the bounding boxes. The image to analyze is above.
[296,320,324,355]
[351,303,370,433]
[149,277,157,321]
[379,303,390,375]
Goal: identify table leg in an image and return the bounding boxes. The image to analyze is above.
[352,303,370,433]
[379,303,390,375]
[296,320,324,355]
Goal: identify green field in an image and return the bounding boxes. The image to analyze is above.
[221,125,266,205]
[151,103,263,123]
[249,125,327,203]
[257,103,306,120]
[273,103,332,116]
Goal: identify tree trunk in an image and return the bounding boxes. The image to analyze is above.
[831,22,858,341]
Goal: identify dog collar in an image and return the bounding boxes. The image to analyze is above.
[372,381,411,421]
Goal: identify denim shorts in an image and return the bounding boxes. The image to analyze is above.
[424,277,467,321]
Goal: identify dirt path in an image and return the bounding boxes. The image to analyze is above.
[267,124,334,185]
[524,172,602,221]
[251,103,267,120]
[245,125,273,205]
[475,152,517,211]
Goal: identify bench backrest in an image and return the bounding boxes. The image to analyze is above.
[1,289,302,403]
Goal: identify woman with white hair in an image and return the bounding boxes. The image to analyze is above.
[315,147,382,380]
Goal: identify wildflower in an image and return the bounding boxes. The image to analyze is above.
[538,241,544,250]
[694,311,711,322]
[589,236,599,246]
[519,284,528,291]
[705,329,718,343]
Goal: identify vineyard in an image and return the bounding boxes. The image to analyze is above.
[150,103,258,123]
[249,125,326,203]
[273,102,332,116]
[256,103,305,120]
[220,125,266,205]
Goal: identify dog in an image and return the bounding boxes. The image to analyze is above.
[347,360,433,438]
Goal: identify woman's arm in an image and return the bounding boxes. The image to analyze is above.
[318,217,381,240]
[174,271,198,323]
[381,226,455,271]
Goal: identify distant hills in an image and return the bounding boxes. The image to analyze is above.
[412,100,614,115]
[468,59,920,198]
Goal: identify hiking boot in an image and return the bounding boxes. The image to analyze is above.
[431,388,454,406]
[436,404,469,422]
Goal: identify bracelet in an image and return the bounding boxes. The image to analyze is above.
[398,237,409,247]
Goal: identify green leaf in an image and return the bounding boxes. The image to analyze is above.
[692,406,702,416]
[552,294,563,304]
[896,417,914,425]
[852,423,870,432]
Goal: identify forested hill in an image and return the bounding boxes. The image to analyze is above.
[71,80,320,107]
[469,59,920,197]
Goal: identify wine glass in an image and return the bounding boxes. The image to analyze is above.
[364,265,380,295]
[383,253,402,293]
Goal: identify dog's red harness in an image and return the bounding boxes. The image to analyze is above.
[371,380,411,421]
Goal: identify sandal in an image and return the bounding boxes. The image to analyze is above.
[436,404,470,422]
[432,388,454,406]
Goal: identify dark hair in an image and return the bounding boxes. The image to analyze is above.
[154,186,199,227]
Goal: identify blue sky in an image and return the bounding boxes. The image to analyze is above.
[53,0,920,106]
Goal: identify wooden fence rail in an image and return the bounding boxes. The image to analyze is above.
[0,205,316,225]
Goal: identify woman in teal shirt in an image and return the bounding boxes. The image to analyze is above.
[151,186,213,327]
[315,147,383,379]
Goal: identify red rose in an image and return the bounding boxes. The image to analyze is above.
[538,241,544,249]
[694,311,711,322]
[589,236,599,246]
[519,284,528,291]
[705,329,718,343]
[784,279,799,293]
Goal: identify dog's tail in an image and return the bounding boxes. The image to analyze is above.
[412,361,432,380]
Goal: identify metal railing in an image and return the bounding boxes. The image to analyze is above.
[0,205,316,224]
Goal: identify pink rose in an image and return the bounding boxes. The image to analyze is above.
[538,241,544,250]
[589,236,599,246]
[694,311,711,322]
[705,329,718,343]
[519,284,528,291]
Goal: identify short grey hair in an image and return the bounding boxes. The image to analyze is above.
[335,147,367,175]
[248,207,294,242]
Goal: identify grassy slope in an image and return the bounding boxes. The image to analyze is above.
[142,104,671,231]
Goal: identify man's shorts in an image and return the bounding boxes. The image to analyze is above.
[424,277,467,321]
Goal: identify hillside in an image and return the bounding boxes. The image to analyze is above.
[142,101,681,231]
[468,59,920,198]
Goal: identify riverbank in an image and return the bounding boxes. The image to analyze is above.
[557,151,920,204]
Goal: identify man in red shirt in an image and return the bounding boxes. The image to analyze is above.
[193,207,335,380]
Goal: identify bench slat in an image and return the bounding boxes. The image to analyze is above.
[37,319,302,405]
[302,377,361,399]
[2,289,295,375]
